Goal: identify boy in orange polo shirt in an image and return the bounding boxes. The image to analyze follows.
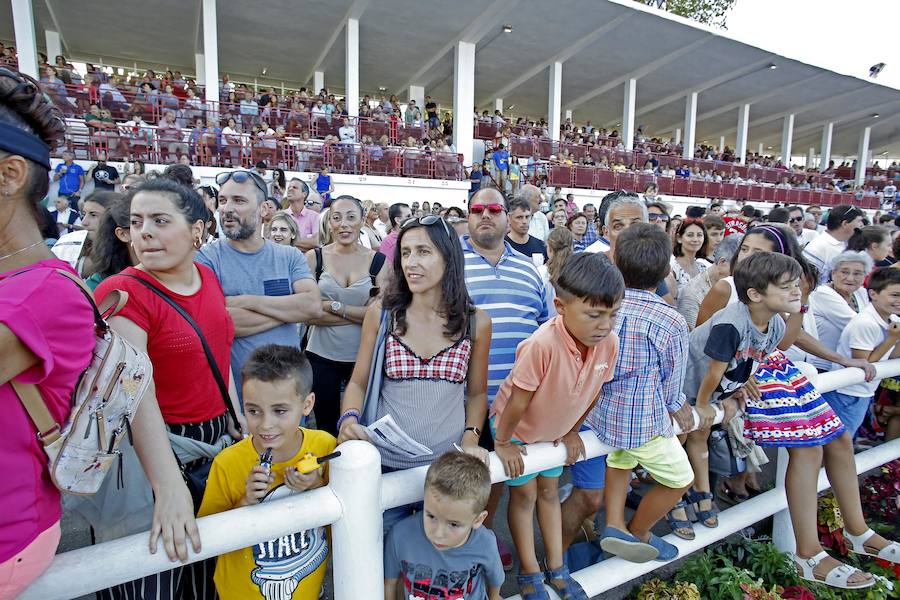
[490,252,622,600]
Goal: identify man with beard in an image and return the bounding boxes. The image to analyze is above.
[197,170,321,402]
[462,186,550,569]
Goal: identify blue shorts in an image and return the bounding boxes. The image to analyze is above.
[569,426,606,490]
[489,416,564,486]
[822,390,872,438]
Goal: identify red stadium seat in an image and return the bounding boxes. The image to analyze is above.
[748,186,763,201]
[656,176,673,195]
[706,182,722,198]
[573,166,596,189]
[596,168,615,190]
[616,172,637,192]
[720,183,736,199]
[774,188,788,203]
[762,186,775,202]
[673,178,690,196]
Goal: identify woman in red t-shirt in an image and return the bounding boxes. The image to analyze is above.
[95,178,239,600]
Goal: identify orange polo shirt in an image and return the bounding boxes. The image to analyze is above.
[490,316,618,444]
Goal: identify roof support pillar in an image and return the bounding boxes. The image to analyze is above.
[548,61,563,142]
[494,98,503,113]
[855,126,871,188]
[453,40,476,166]
[345,17,359,117]
[736,103,750,164]
[674,128,681,145]
[719,136,725,152]
[201,0,219,106]
[682,92,697,159]
[314,71,325,94]
[807,147,815,169]
[407,85,424,112]
[820,122,833,173]
[780,113,794,165]
[44,30,61,64]
[11,0,38,78]
[622,78,636,151]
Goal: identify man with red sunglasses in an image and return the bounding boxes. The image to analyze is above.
[462,186,551,569]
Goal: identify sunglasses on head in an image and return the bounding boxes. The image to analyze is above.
[469,203,505,215]
[401,214,452,239]
[215,170,268,199]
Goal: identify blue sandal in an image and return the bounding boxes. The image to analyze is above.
[516,571,550,600]
[686,488,718,528]
[665,498,695,540]
[546,565,589,600]
[647,533,680,561]
[599,526,659,563]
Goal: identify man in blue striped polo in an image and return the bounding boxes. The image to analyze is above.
[462,186,550,568]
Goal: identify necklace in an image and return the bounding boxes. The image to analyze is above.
[0,240,43,262]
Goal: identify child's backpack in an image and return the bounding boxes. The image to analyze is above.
[11,269,153,495]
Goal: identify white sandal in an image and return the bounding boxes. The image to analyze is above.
[792,551,874,590]
[844,528,900,564]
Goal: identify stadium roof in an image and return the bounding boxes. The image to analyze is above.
[3,0,898,158]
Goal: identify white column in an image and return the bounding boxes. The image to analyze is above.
[682,91,698,159]
[345,18,359,118]
[194,53,205,84]
[548,61,563,142]
[674,128,681,145]
[622,78,636,152]
[807,147,815,169]
[11,0,39,78]
[856,126,871,188]
[314,71,325,94]
[820,122,833,172]
[781,113,795,165]
[44,30,61,63]
[452,40,476,166]
[201,0,219,106]
[736,104,750,165]
[564,109,572,121]
[719,136,726,152]
[494,98,503,113]
[758,142,764,156]
[408,85,424,109]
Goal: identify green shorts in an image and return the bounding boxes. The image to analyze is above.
[606,435,694,489]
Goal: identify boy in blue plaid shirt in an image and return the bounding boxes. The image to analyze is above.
[592,224,696,563]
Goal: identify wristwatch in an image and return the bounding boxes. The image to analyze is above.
[330,300,343,314]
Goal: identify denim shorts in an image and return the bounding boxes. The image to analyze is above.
[822,390,872,437]
[569,426,607,490]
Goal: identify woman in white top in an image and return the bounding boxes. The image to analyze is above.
[809,251,872,371]
[668,218,710,300]
[220,117,242,167]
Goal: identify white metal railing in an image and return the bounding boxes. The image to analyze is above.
[23,359,900,600]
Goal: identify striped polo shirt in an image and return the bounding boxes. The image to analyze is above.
[462,235,549,404]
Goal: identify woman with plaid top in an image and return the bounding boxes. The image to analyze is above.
[337,215,492,475]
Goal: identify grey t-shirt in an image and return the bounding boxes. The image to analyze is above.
[683,302,784,403]
[196,240,313,399]
[384,513,504,600]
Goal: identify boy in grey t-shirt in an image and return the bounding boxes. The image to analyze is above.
[384,453,503,600]
[681,253,798,531]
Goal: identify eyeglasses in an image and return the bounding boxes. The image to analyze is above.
[215,170,268,199]
[401,214,452,239]
[648,213,669,223]
[469,203,505,215]
[304,198,321,207]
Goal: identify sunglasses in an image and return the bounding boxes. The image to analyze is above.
[215,170,269,199]
[401,214,452,239]
[648,213,669,223]
[469,203,505,215]
[789,216,804,224]
[304,199,321,207]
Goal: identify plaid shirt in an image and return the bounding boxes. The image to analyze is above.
[384,334,471,384]
[586,289,689,449]
[582,222,600,247]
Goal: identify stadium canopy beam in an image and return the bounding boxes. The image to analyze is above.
[735,104,750,164]
[566,35,711,111]
[605,58,773,129]
[756,98,900,148]
[43,0,69,56]
[683,92,697,159]
[453,41,476,165]
[548,61,563,142]
[657,74,825,136]
[11,0,38,78]
[398,0,521,97]
[475,12,632,108]
[856,127,871,187]
[622,78,636,151]
[780,114,794,164]
[304,0,370,88]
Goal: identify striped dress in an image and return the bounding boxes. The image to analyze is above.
[462,236,549,405]
[744,350,845,447]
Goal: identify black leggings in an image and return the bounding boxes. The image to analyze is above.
[307,351,356,435]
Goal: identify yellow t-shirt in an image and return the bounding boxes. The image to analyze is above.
[198,429,338,600]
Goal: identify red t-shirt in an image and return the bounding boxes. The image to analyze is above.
[724,216,747,237]
[0,260,94,562]
[95,264,234,424]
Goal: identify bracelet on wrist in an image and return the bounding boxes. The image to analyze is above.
[494,437,512,447]
[336,409,360,431]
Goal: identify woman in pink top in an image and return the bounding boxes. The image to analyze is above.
[0,68,200,598]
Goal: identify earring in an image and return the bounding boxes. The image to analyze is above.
[193,237,203,249]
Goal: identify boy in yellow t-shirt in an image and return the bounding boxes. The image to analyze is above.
[199,344,337,600]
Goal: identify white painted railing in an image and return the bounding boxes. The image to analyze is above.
[23,359,900,600]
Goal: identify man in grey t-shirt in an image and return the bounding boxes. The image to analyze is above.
[197,171,321,401]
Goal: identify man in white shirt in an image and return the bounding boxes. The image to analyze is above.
[519,184,549,241]
[374,202,390,237]
[787,205,818,248]
[803,204,865,283]
[883,182,897,209]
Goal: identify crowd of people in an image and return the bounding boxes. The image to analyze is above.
[4,65,900,600]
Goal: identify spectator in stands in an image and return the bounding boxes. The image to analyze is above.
[86,150,119,193]
[675,164,691,178]
[337,213,491,526]
[53,150,85,209]
[373,202,389,237]
[509,156,521,196]
[403,99,419,124]
[266,212,299,248]
[581,203,599,246]
[786,205,817,248]
[158,110,187,160]
[516,185,549,242]
[703,215,726,260]
[678,234,742,330]
[361,199,383,250]
[378,202,411,264]
[669,219,710,299]
[567,212,589,252]
[467,162,484,197]
[304,196,388,433]
[425,96,439,130]
[803,204,865,284]
[315,165,334,206]
[197,170,321,402]
[505,197,546,262]
[493,144,509,192]
[847,225,892,269]
[221,117,242,167]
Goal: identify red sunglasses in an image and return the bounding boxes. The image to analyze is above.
[470,203,505,215]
